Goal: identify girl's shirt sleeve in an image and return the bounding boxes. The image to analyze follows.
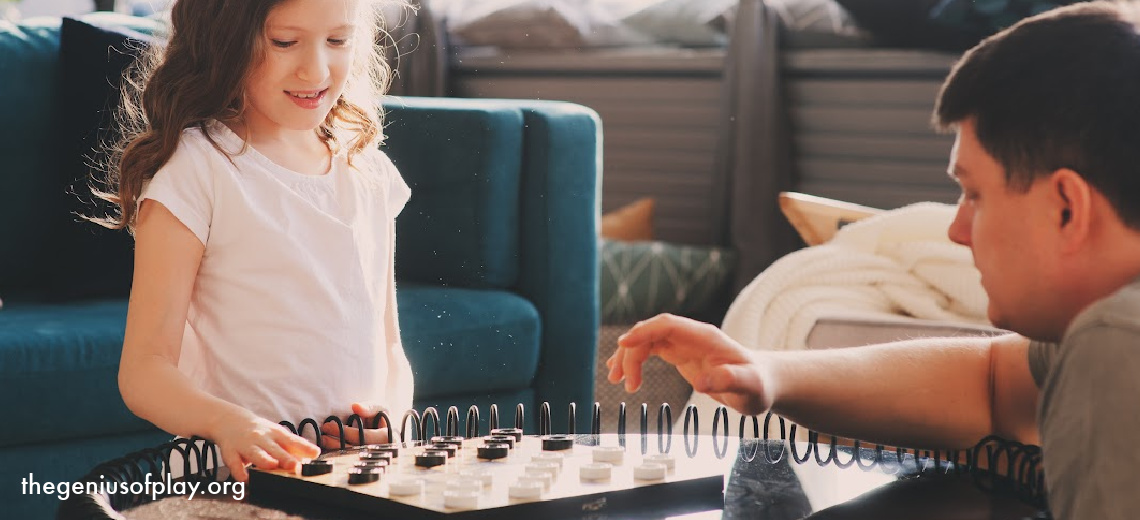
[138,133,214,245]
[372,148,410,218]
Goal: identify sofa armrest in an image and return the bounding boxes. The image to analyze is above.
[381,97,601,432]
[806,315,1006,350]
[512,101,602,433]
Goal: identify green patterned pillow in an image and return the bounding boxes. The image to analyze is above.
[600,239,737,325]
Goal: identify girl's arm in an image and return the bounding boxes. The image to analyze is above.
[384,218,415,417]
[118,200,318,481]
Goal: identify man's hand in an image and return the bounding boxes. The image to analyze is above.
[318,403,392,450]
[606,314,774,416]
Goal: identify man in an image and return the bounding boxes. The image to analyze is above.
[608,3,1140,518]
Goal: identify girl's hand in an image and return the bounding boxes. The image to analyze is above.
[211,412,320,482]
[318,403,391,450]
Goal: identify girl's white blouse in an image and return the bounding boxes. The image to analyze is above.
[139,122,414,426]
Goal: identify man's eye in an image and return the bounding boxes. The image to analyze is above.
[271,40,296,48]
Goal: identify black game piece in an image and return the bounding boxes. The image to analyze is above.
[538,435,574,451]
[366,443,400,457]
[300,460,333,476]
[490,428,523,442]
[355,460,389,471]
[477,443,510,460]
[347,467,381,485]
[415,451,448,468]
[430,435,465,447]
[541,434,574,451]
[430,443,459,458]
[360,451,392,463]
[485,435,515,448]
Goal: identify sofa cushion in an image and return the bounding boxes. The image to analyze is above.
[398,284,541,399]
[46,16,160,301]
[0,20,66,298]
[0,300,158,448]
[1,429,172,520]
[384,101,523,290]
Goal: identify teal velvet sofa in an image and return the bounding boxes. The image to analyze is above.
[0,16,600,519]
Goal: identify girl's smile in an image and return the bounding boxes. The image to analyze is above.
[285,88,328,109]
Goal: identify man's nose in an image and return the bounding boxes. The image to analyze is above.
[947,201,972,246]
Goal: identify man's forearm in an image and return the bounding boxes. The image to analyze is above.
[762,335,1006,449]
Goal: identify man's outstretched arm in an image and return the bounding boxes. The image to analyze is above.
[608,314,1039,449]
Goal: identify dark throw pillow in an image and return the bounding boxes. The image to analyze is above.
[49,16,155,301]
[835,0,1085,51]
[927,0,1085,41]
[833,0,989,51]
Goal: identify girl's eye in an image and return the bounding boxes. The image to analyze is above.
[271,39,296,48]
[328,38,349,46]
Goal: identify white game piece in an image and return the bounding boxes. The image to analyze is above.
[446,479,483,493]
[388,479,425,496]
[531,451,564,467]
[422,472,452,485]
[508,480,544,499]
[633,462,667,481]
[458,468,494,487]
[592,446,624,464]
[525,461,560,477]
[645,453,676,470]
[522,470,554,489]
[579,462,613,481]
[443,489,479,509]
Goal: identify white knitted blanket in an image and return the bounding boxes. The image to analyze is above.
[680,202,989,432]
[722,202,988,350]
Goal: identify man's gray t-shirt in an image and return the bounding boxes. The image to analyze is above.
[1027,277,1140,519]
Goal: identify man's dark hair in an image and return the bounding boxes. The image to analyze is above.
[934,1,1140,228]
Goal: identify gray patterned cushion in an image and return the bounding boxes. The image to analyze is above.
[600,239,736,325]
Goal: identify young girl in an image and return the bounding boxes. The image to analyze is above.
[106,0,414,481]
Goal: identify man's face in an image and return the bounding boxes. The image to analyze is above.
[947,120,1061,338]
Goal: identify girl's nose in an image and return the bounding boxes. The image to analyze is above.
[296,47,328,83]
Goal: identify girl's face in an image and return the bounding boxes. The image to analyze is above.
[243,0,361,139]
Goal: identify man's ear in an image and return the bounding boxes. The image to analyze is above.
[1052,169,1092,252]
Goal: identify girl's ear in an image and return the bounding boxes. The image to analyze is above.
[1051,168,1092,253]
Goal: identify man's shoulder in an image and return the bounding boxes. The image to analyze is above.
[1066,277,1140,340]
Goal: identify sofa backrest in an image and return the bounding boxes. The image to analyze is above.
[383,101,523,290]
[1,14,160,303]
[0,17,526,300]
[0,21,66,299]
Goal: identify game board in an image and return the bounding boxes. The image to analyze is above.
[248,432,736,519]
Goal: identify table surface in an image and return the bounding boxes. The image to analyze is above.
[116,439,1049,520]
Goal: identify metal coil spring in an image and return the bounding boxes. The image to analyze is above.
[62,401,1048,518]
[279,401,1047,510]
[60,436,220,519]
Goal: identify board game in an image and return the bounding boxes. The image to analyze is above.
[248,432,736,519]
